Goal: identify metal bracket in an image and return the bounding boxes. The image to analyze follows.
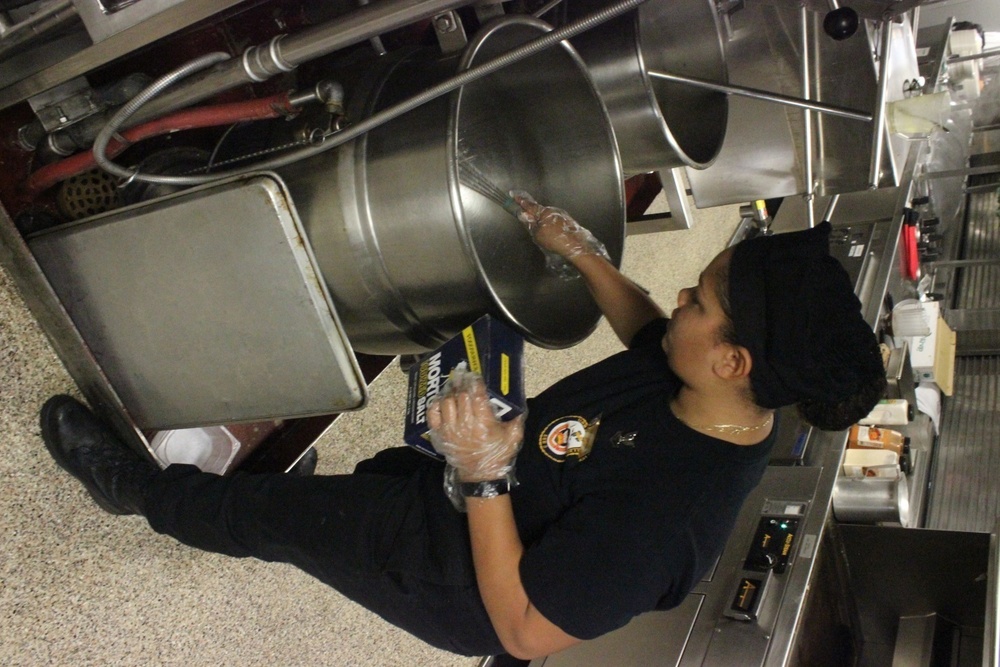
[27,77,100,133]
[626,168,694,234]
[432,10,467,54]
[658,167,694,230]
[715,0,745,41]
[473,0,505,24]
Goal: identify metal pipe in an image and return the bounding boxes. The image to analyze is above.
[0,0,73,38]
[801,4,815,227]
[0,0,78,59]
[948,48,1000,64]
[131,0,473,124]
[356,0,388,56]
[533,0,565,18]
[276,0,472,69]
[924,258,1000,270]
[813,12,828,195]
[918,165,1000,180]
[984,524,999,667]
[868,19,893,189]
[95,0,652,186]
[93,52,232,181]
[645,71,872,121]
[821,194,840,223]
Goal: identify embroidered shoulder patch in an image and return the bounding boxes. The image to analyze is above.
[539,415,595,462]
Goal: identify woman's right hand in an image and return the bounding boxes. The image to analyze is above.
[511,191,610,263]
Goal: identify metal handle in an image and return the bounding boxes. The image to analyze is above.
[645,71,872,121]
[868,19,893,189]
[985,519,1000,667]
[821,194,840,223]
[948,48,1000,64]
[801,4,815,227]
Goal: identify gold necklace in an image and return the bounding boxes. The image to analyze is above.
[677,412,774,435]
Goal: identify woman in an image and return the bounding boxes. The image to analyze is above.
[39,196,885,660]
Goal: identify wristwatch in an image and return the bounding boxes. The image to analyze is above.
[459,477,518,499]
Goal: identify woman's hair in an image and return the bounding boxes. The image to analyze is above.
[796,376,887,431]
[714,255,887,431]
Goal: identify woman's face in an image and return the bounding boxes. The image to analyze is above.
[662,249,733,384]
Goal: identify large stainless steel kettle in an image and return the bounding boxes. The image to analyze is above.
[280,17,624,354]
[567,0,729,173]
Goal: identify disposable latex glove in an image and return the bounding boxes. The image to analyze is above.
[427,366,524,483]
[511,191,611,278]
[427,367,525,512]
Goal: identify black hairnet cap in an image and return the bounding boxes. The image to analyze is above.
[729,222,884,410]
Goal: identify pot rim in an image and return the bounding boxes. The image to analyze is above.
[446,15,625,349]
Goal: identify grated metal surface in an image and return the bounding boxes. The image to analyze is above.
[955,189,1000,311]
[925,355,1000,532]
[925,187,1000,532]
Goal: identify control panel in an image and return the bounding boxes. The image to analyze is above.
[724,501,807,622]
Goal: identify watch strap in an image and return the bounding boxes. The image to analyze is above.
[459,477,517,498]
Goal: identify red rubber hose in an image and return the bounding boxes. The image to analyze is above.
[25,91,297,197]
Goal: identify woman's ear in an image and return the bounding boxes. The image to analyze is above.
[713,344,753,381]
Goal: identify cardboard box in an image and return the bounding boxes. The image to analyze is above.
[404,315,526,459]
[907,301,956,396]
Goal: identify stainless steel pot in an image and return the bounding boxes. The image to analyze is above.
[280,17,624,354]
[567,0,728,173]
[833,474,911,526]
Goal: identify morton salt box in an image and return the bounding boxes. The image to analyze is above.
[404,315,526,459]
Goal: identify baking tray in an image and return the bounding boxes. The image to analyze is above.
[28,172,367,429]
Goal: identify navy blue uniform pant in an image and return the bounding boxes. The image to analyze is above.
[141,448,503,657]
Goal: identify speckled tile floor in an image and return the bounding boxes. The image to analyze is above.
[0,198,739,666]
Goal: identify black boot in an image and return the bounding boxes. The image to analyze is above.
[40,395,158,515]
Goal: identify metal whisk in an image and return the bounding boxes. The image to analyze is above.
[457,159,522,218]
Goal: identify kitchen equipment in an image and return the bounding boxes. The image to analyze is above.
[893,298,931,337]
[833,472,911,526]
[885,341,919,409]
[901,224,921,281]
[28,173,368,429]
[150,426,241,475]
[888,91,951,137]
[280,16,624,354]
[859,399,913,426]
[566,0,728,173]
[842,447,900,478]
[907,301,956,396]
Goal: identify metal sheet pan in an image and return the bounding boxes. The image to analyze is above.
[28,172,367,429]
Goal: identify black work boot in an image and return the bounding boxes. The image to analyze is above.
[40,395,158,515]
